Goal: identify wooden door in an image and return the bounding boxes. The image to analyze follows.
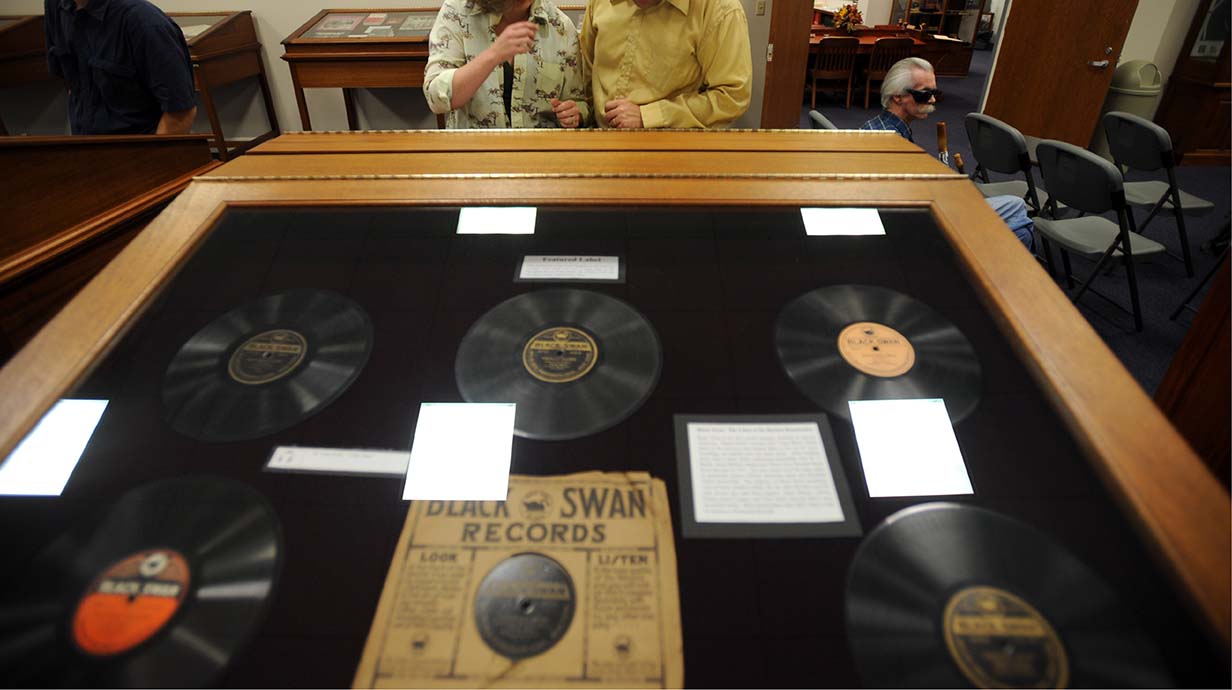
[760,0,813,128]
[983,0,1139,145]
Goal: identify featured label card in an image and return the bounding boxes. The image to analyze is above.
[516,255,623,282]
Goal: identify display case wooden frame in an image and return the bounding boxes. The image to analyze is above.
[169,11,281,161]
[0,130,1226,653]
[281,8,442,131]
[0,15,54,136]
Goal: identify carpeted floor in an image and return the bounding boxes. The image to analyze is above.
[803,49,1231,395]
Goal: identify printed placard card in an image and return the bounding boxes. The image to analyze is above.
[457,206,537,235]
[674,414,861,538]
[516,255,623,282]
[848,398,974,498]
[266,446,409,478]
[801,207,887,236]
[403,403,515,501]
[0,399,108,496]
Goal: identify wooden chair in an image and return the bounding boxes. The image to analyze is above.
[863,37,914,110]
[809,36,859,110]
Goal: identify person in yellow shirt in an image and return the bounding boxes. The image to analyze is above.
[579,0,752,129]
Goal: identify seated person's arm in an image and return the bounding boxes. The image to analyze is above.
[156,107,197,134]
[639,6,752,129]
[425,13,536,113]
[133,19,197,135]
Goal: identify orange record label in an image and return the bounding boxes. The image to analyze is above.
[836,322,916,378]
[522,327,598,384]
[72,550,191,657]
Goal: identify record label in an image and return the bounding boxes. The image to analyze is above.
[71,550,191,657]
[227,329,308,385]
[522,327,598,383]
[836,322,916,378]
[943,586,1069,688]
[474,553,576,660]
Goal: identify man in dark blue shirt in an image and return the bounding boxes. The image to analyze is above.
[44,0,197,135]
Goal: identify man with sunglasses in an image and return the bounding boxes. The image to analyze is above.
[861,58,1034,250]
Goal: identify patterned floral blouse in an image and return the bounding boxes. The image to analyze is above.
[424,0,590,129]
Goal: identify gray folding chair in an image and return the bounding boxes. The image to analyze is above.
[963,113,1049,213]
[808,110,839,130]
[1034,140,1166,332]
[1103,111,1215,277]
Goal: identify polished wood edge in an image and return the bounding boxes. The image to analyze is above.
[0,162,220,286]
[0,173,1224,649]
[192,42,262,62]
[928,190,1232,649]
[199,172,968,182]
[0,134,213,148]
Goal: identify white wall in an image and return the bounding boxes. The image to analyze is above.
[2,0,772,134]
[1119,0,1203,117]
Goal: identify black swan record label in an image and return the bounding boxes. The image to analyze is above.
[455,289,662,440]
[474,553,576,660]
[0,476,282,688]
[162,289,373,442]
[775,285,982,422]
[845,503,1172,689]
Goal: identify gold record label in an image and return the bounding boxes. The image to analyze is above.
[228,329,308,385]
[836,321,916,378]
[522,327,598,383]
[943,586,1070,689]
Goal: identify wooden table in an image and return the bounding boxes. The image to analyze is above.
[281,8,439,131]
[0,131,1226,685]
[169,11,280,160]
[812,28,974,76]
[0,16,55,136]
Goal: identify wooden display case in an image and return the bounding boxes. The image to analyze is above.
[169,11,280,160]
[281,8,440,131]
[0,15,54,136]
[0,130,1225,686]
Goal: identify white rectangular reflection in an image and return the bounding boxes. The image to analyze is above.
[403,403,515,501]
[801,207,886,236]
[0,399,109,496]
[849,398,973,498]
[457,206,537,235]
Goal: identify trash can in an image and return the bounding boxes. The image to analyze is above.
[1090,60,1162,160]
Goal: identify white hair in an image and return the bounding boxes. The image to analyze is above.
[880,57,934,109]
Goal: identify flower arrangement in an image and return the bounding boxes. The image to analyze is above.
[834,3,864,33]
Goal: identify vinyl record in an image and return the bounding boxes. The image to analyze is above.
[162,289,373,442]
[454,289,661,440]
[474,553,576,660]
[0,476,282,687]
[775,285,982,422]
[845,503,1172,688]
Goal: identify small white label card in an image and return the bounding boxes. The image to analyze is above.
[517,255,622,282]
[403,403,515,501]
[266,446,410,478]
[674,414,861,538]
[457,206,537,235]
[0,399,108,496]
[800,207,887,236]
[848,398,974,498]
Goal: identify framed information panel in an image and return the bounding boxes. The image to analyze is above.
[0,131,1225,687]
[281,8,441,131]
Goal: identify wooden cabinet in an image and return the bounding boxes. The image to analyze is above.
[0,16,55,136]
[892,0,987,44]
[169,11,280,160]
[1153,0,1231,165]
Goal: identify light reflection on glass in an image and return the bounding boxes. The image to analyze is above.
[0,399,109,496]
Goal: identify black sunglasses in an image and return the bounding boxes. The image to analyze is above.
[905,88,941,103]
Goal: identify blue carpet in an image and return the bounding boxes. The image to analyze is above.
[802,49,1231,395]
